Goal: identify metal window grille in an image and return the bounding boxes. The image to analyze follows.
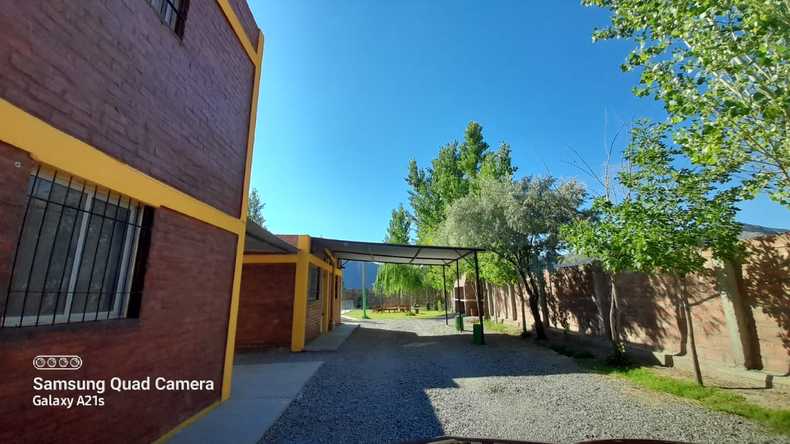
[1,167,152,328]
[147,0,189,37]
[308,265,321,301]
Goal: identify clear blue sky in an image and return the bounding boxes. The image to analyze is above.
[246,1,787,241]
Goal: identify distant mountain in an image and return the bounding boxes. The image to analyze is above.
[342,261,378,290]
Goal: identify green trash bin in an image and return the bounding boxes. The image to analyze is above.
[455,314,464,331]
[472,323,485,345]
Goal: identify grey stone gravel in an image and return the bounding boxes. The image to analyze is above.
[257,317,788,444]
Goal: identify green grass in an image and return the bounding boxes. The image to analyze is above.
[343,309,448,320]
[579,360,790,435]
[482,319,523,336]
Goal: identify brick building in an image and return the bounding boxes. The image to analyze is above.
[237,224,344,352]
[0,1,262,442]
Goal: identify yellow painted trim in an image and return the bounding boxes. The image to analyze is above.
[221,31,264,402]
[214,0,258,63]
[152,400,220,443]
[308,255,336,274]
[323,269,333,332]
[0,99,242,235]
[290,236,311,352]
[243,254,298,264]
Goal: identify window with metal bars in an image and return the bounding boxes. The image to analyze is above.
[147,0,189,37]
[1,167,152,328]
[308,265,321,302]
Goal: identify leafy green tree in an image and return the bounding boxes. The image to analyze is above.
[459,121,489,179]
[585,0,790,207]
[247,187,265,226]
[442,176,585,339]
[375,205,426,307]
[406,122,518,292]
[386,203,412,244]
[479,142,517,182]
[563,121,742,376]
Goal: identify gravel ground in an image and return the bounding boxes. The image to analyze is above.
[256,317,788,444]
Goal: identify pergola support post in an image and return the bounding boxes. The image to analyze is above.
[455,259,461,315]
[442,265,448,325]
[473,251,485,345]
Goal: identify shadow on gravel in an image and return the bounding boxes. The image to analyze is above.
[254,320,585,444]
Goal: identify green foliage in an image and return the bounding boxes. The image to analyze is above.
[482,319,521,336]
[459,121,489,179]
[385,204,412,244]
[443,176,585,279]
[375,204,427,296]
[405,121,518,291]
[343,309,446,320]
[585,0,790,207]
[247,187,265,226]
[562,121,743,278]
[406,121,517,246]
[374,262,425,295]
[442,175,585,337]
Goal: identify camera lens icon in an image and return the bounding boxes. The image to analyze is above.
[33,355,83,370]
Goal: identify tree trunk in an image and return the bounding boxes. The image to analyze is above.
[681,275,704,386]
[523,275,546,339]
[538,272,551,329]
[591,265,611,338]
[529,293,546,339]
[609,277,624,358]
[518,283,528,337]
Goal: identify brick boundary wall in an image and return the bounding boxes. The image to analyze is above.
[479,233,789,375]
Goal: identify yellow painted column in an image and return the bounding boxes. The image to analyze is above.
[290,235,311,352]
[220,31,264,401]
[322,269,331,332]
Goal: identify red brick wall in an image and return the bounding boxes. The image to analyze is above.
[0,142,33,312]
[480,236,789,373]
[455,276,485,317]
[278,235,300,248]
[740,234,790,373]
[0,161,237,444]
[236,263,295,349]
[612,271,736,365]
[228,0,259,45]
[0,0,255,217]
[546,266,601,335]
[305,272,323,341]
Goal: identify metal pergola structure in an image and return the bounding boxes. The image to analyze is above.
[310,237,488,344]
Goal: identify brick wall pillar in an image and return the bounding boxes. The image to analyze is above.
[716,260,762,369]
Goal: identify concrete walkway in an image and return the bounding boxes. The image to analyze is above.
[168,324,358,443]
[168,361,323,444]
[304,322,358,351]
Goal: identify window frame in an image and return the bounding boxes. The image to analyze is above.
[2,168,146,328]
[147,0,190,38]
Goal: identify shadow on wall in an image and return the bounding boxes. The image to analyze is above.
[547,266,602,336]
[741,237,790,374]
[537,234,789,374]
